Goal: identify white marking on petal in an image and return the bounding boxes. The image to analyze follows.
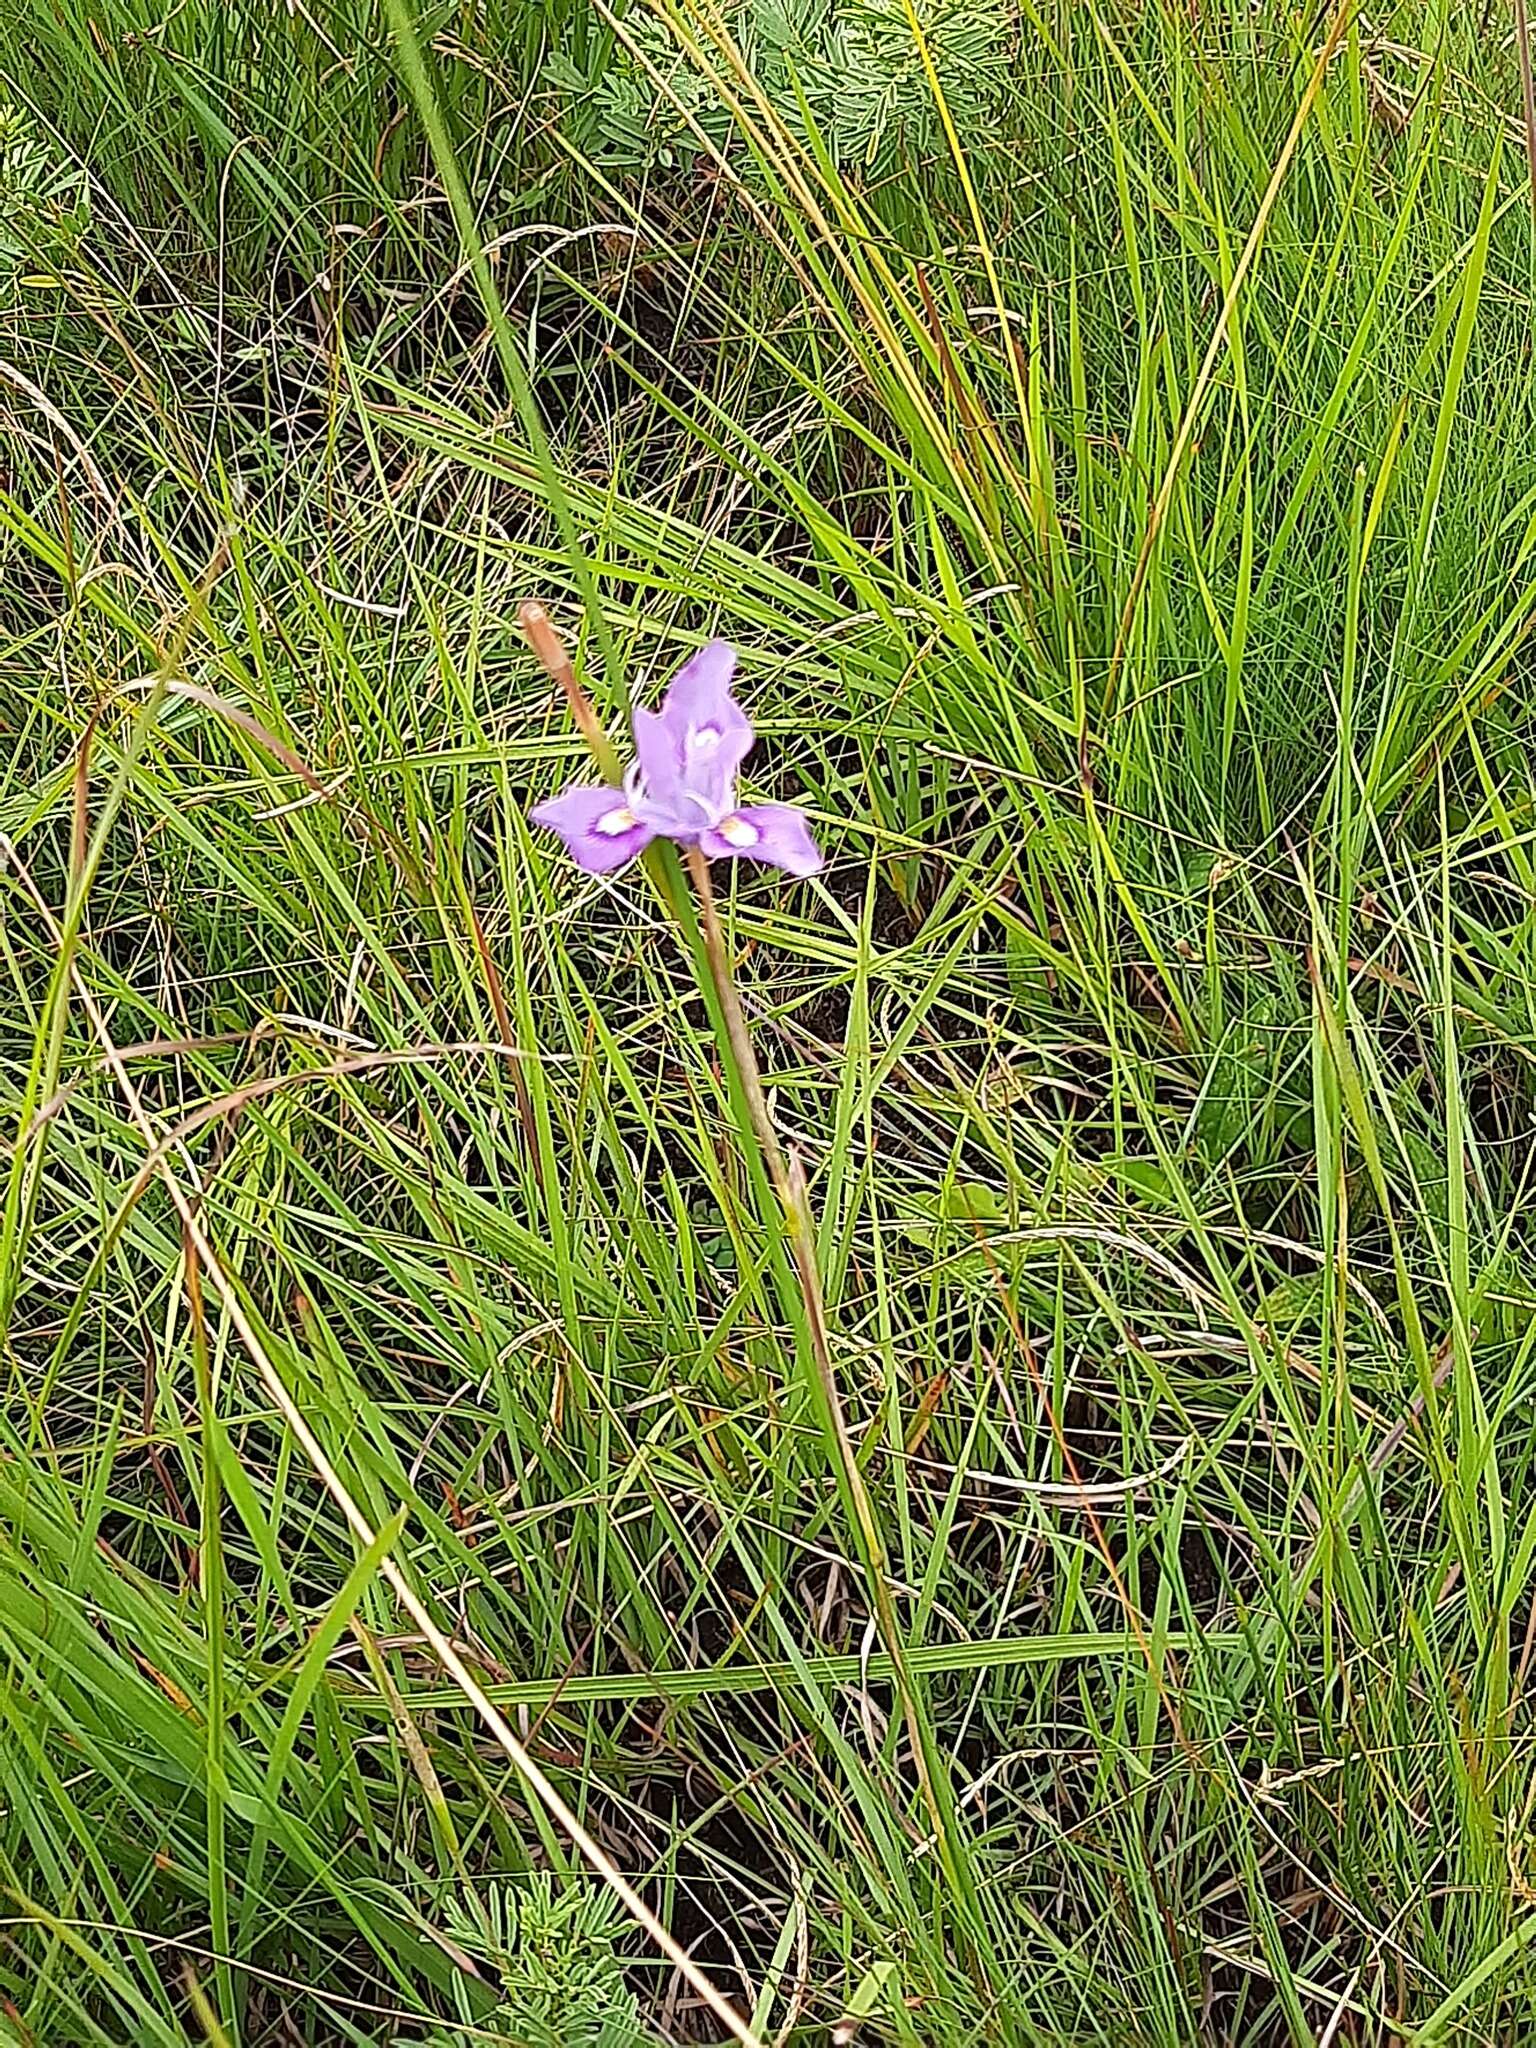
[717,813,759,849]
[595,805,639,836]
[690,723,723,754]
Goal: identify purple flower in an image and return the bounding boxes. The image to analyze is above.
[532,641,823,879]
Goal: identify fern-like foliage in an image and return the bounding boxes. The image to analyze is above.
[548,0,1015,174]
[0,107,89,268]
[404,1877,656,2048]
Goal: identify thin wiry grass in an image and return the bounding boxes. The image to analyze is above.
[2,1,1536,2043]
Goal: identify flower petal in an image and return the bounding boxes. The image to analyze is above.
[631,705,686,809]
[698,804,823,878]
[660,638,738,721]
[639,640,754,816]
[531,784,656,873]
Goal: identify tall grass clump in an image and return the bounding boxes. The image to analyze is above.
[1,0,1536,2042]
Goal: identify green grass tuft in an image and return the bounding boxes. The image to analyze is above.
[2,2,1536,2042]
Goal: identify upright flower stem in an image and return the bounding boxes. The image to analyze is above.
[521,605,970,1904]
[684,845,965,1894]
[683,844,791,1193]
